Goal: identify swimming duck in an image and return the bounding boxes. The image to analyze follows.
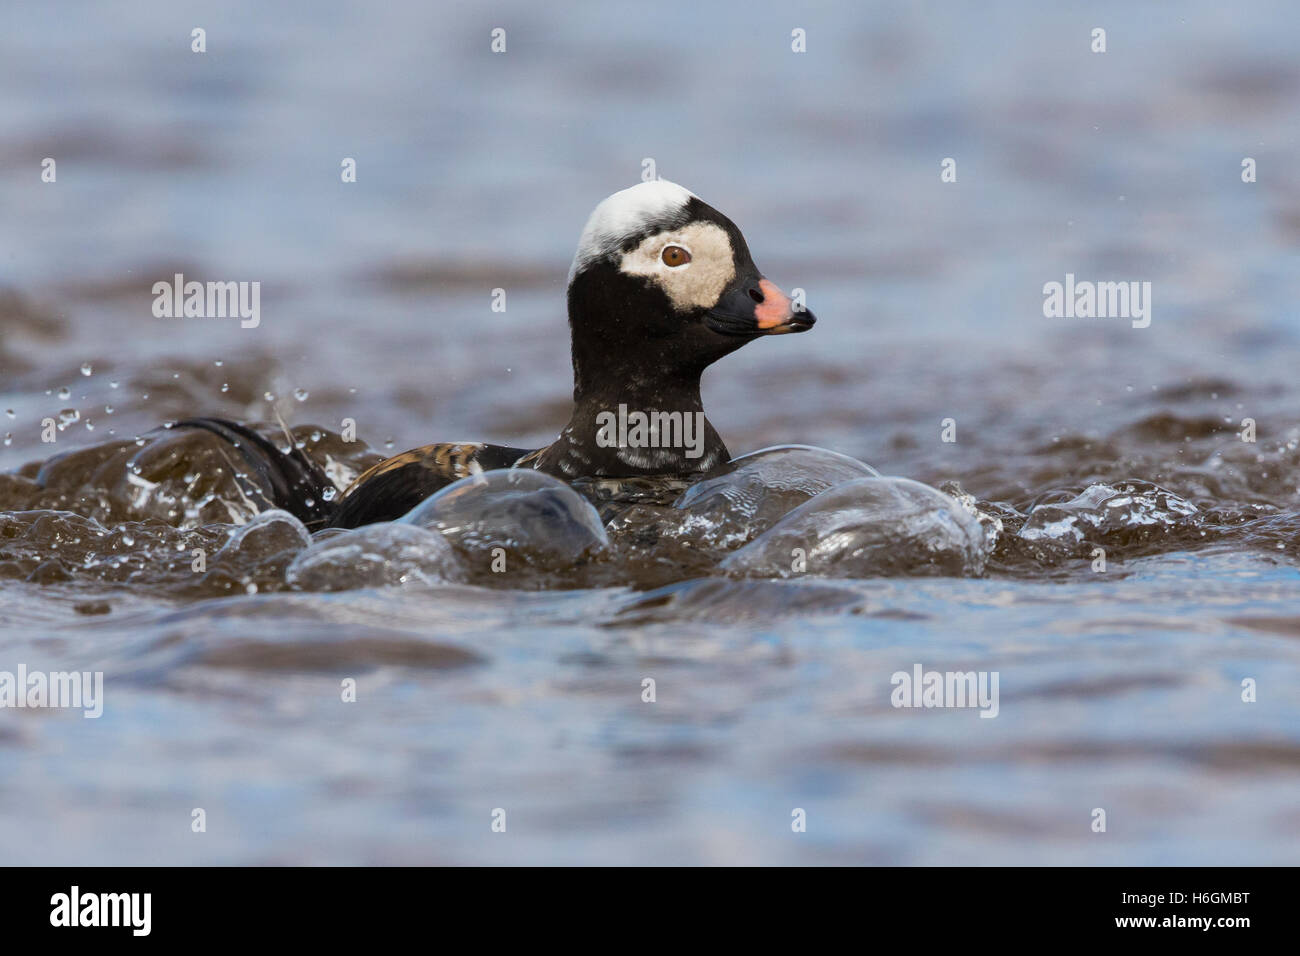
[175,181,815,529]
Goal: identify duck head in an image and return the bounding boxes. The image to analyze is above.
[566,180,814,394]
[537,180,816,479]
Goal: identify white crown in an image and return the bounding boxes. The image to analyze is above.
[569,180,696,282]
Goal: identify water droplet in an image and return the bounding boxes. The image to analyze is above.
[4,409,12,419]
[264,391,276,402]
[384,437,395,449]
[109,380,119,389]
[2,434,10,447]
[214,359,224,367]
[57,408,80,430]
[104,405,114,414]
[294,388,309,402]
[220,383,229,393]
[57,386,70,400]
[80,362,93,376]
[121,533,135,547]
[322,487,337,501]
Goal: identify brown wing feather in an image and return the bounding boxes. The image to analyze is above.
[328,442,537,529]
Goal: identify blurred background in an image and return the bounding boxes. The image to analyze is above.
[2,1,1299,865]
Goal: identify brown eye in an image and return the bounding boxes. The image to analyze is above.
[661,245,691,267]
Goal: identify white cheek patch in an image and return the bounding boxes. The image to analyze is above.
[619,222,735,313]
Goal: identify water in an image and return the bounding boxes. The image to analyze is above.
[3,0,1300,864]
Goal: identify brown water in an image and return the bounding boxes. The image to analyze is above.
[2,0,1299,864]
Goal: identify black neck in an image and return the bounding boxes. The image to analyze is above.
[536,374,729,479]
[541,262,740,479]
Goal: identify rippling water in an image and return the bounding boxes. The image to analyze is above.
[3,0,1300,864]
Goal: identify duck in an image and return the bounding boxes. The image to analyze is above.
[174,180,816,529]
